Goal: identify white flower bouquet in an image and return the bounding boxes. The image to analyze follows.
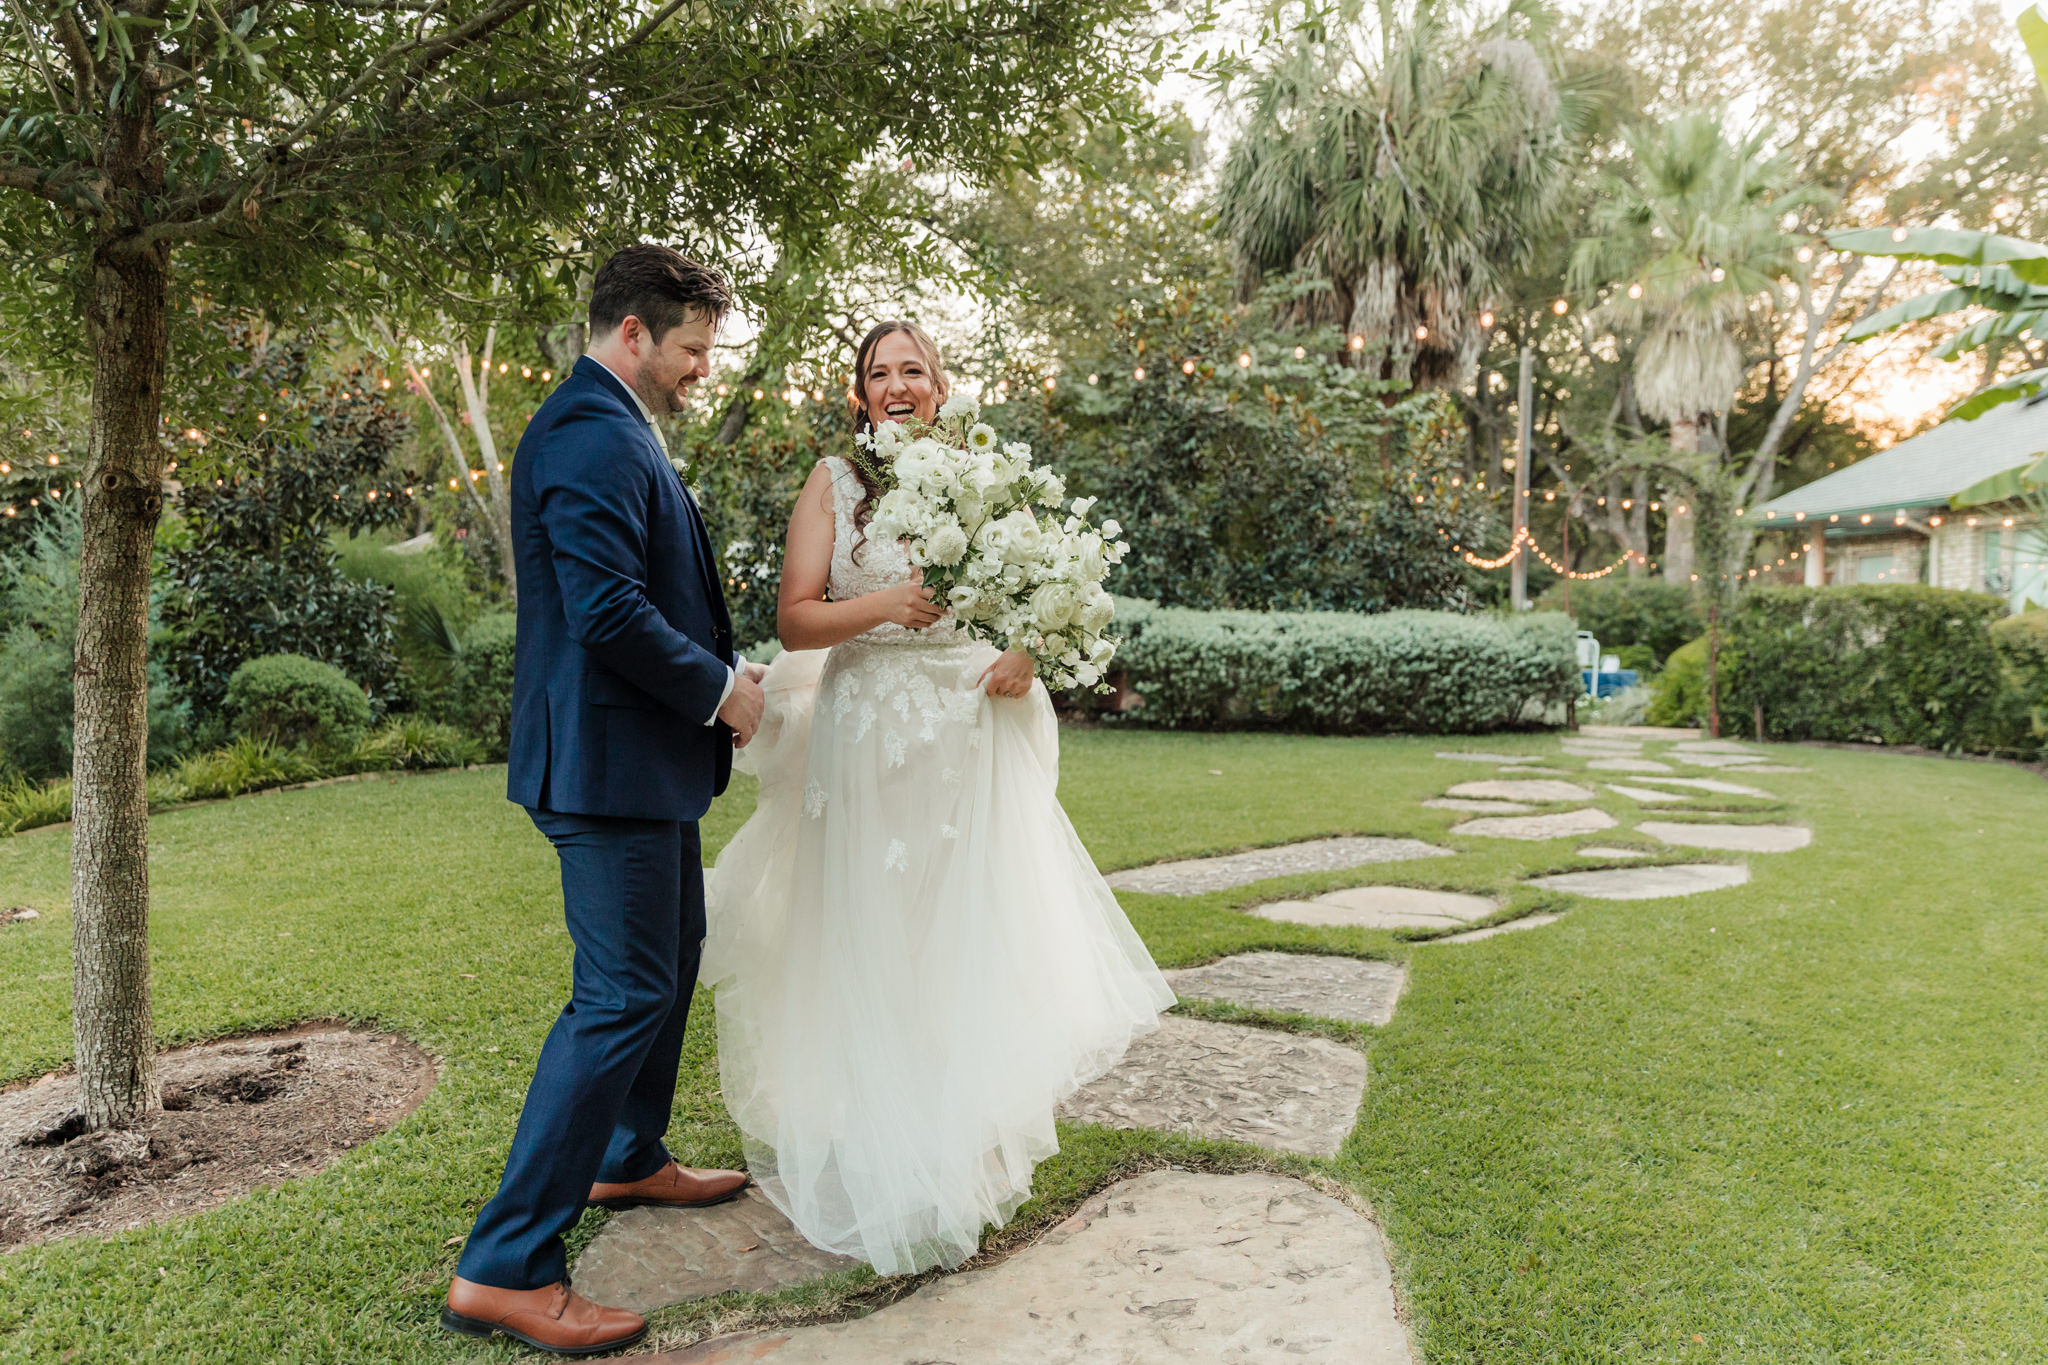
[856,391,1128,691]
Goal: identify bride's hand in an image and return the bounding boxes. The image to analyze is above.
[875,575,944,629]
[979,650,1035,700]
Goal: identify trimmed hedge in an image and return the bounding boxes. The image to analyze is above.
[1729,585,2008,751]
[1108,599,1579,733]
[457,612,518,760]
[226,653,373,752]
[1990,610,2048,754]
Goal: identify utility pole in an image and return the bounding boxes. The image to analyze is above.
[1510,338,1533,611]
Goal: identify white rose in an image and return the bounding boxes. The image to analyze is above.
[1078,583,1115,632]
[1031,581,1081,631]
[927,523,969,567]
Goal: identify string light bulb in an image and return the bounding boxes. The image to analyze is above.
[1553,298,1569,315]
[1237,352,1252,369]
[1480,311,1494,328]
[1349,334,1364,350]
[1181,359,1196,375]
[1414,325,1429,341]
[1627,282,1643,300]
[1294,345,1306,359]
[1133,367,1146,381]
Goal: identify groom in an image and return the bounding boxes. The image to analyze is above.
[443,244,768,1356]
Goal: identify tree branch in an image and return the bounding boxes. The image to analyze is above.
[4,0,70,111]
[52,5,98,107]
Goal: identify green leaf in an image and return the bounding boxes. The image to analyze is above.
[1947,369,2048,423]
[1929,309,2048,360]
[1951,450,2048,507]
[2021,5,2048,103]
[1828,227,2048,287]
[1844,286,1981,341]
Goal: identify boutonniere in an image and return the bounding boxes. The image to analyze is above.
[669,455,695,484]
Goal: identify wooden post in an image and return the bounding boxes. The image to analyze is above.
[1510,340,1532,611]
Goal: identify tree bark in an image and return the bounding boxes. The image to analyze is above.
[1663,416,1699,584]
[73,234,171,1130]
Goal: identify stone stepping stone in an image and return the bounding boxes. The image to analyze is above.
[1606,783,1688,803]
[1428,913,1562,944]
[1423,797,1535,814]
[572,1187,863,1313]
[656,1170,1413,1365]
[1527,863,1750,899]
[1582,724,1696,739]
[1561,740,1643,754]
[1105,837,1451,897]
[1577,846,1649,859]
[1252,885,1499,931]
[1445,778,1595,803]
[1436,751,1537,764]
[1734,764,1809,774]
[1167,952,1406,1026]
[1638,821,1812,853]
[1585,757,1674,773]
[1058,1016,1367,1158]
[1674,740,1760,754]
[1634,776,1772,798]
[1679,753,1769,769]
[1501,766,1575,776]
[1451,807,1617,841]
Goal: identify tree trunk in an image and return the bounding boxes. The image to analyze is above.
[73,234,172,1131]
[1663,416,1698,584]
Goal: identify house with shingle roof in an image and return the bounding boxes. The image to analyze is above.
[1753,393,2047,610]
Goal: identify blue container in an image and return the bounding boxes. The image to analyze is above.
[1581,668,1640,699]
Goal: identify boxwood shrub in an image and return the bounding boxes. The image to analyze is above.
[1107,599,1578,733]
[225,653,374,752]
[1728,585,2008,751]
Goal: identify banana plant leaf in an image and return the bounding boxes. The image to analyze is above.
[2024,4,2048,101]
[1930,308,2048,359]
[1827,227,2048,287]
[1848,285,2002,341]
[1950,450,2048,507]
[1948,370,2048,422]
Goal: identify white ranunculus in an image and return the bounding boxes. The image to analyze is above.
[926,523,969,566]
[1078,583,1115,632]
[938,392,979,422]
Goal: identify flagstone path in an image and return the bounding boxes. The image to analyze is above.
[1526,863,1752,899]
[1104,836,1451,896]
[1632,776,1773,797]
[1585,757,1675,772]
[655,1170,1412,1365]
[1606,783,1688,803]
[1057,1016,1367,1157]
[1577,846,1649,859]
[1436,751,1538,764]
[1451,807,1618,840]
[1252,885,1499,931]
[574,1190,863,1313]
[1424,797,1536,813]
[1679,753,1771,769]
[1428,913,1561,944]
[1445,778,1595,803]
[1638,821,1813,853]
[1165,952,1406,1026]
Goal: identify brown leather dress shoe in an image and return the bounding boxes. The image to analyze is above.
[441,1277,646,1356]
[587,1159,750,1211]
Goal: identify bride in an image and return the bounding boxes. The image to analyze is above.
[701,320,1173,1275]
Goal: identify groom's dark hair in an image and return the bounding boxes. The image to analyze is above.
[588,244,732,341]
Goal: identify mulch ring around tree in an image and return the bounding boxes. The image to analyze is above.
[0,1025,436,1252]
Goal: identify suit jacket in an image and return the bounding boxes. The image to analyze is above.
[506,356,736,821]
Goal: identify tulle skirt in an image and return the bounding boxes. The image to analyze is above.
[702,636,1172,1275]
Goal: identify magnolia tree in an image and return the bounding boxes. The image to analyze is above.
[0,0,1167,1131]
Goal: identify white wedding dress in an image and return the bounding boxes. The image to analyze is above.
[702,456,1172,1275]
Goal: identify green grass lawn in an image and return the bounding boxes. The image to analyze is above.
[2,729,2045,1362]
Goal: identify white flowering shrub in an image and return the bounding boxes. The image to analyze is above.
[858,396,1127,691]
[1105,600,1579,732]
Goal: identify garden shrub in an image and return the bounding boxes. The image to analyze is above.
[225,654,373,752]
[351,717,486,771]
[1107,601,1578,733]
[1539,579,1704,666]
[1989,609,2048,755]
[167,736,321,801]
[457,612,518,759]
[1728,585,2007,751]
[1643,636,1743,729]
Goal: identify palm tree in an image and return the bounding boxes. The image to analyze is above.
[1216,0,1583,390]
[1570,111,1828,581]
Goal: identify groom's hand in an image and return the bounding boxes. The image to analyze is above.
[719,671,766,747]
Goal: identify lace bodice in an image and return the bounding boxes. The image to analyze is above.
[822,456,962,647]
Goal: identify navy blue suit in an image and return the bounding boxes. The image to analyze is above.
[459,356,737,1291]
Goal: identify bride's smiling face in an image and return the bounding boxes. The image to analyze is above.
[862,331,942,426]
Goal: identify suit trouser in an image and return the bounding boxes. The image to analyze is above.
[455,808,705,1290]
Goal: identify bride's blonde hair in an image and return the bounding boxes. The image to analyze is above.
[844,320,950,543]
